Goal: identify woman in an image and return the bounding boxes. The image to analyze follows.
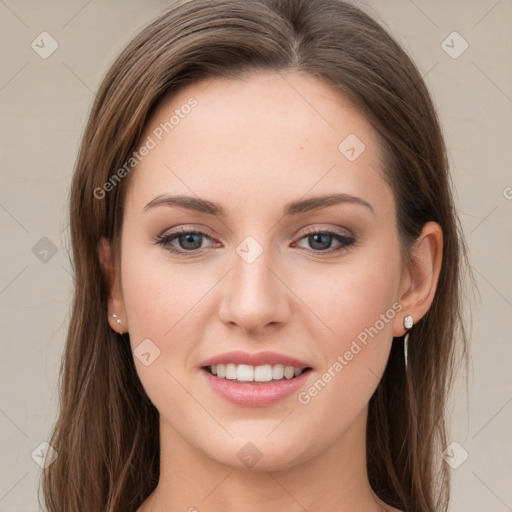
[41,0,472,511]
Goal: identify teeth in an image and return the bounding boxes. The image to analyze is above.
[272,364,284,379]
[284,366,295,379]
[237,364,254,381]
[216,364,225,378]
[208,363,306,382]
[226,363,237,379]
[254,365,272,382]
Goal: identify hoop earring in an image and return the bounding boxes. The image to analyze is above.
[403,315,413,368]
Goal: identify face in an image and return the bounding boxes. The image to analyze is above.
[109,71,409,471]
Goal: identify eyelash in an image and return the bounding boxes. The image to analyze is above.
[153,226,355,257]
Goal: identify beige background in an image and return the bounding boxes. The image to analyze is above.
[1,0,511,510]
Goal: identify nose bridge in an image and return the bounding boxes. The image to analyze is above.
[218,233,291,332]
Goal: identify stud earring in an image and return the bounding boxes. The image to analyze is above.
[403,315,413,368]
[111,313,121,325]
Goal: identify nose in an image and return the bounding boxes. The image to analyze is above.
[217,240,292,336]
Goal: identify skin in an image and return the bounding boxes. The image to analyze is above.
[98,71,443,512]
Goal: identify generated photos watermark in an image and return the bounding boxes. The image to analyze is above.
[297,301,403,405]
[93,97,198,200]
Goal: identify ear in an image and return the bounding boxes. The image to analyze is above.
[393,221,443,337]
[98,236,128,334]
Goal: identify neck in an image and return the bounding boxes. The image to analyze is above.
[142,405,394,512]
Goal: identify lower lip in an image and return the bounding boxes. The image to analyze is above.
[200,368,313,407]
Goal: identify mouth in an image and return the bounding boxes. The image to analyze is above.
[202,363,313,383]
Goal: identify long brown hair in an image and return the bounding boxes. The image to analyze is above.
[41,1,473,510]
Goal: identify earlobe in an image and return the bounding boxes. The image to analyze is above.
[394,221,443,336]
[97,236,128,334]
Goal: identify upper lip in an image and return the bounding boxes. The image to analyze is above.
[199,350,312,369]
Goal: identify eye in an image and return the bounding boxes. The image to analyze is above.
[294,228,355,254]
[153,227,216,255]
[153,226,356,256]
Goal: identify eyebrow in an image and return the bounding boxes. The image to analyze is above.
[142,192,375,216]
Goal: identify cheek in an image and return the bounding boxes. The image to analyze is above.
[119,235,221,386]
[120,250,200,417]
[120,230,199,340]
[290,275,401,446]
[298,249,400,345]
[298,248,401,398]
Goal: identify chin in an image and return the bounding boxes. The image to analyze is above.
[199,433,314,473]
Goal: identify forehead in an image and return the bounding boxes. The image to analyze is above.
[124,71,393,220]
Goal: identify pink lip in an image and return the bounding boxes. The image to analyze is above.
[200,367,313,407]
[199,350,312,369]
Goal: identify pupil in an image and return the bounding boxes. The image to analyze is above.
[310,233,331,250]
[180,233,201,250]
